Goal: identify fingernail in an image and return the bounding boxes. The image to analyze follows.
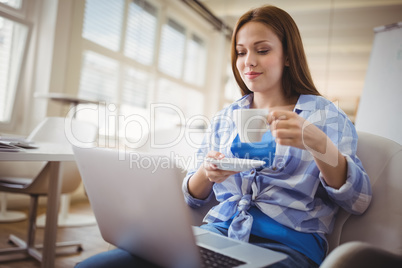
[218,154,225,159]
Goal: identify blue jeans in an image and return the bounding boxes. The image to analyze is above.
[75,224,319,268]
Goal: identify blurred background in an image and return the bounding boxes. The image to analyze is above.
[1,0,402,141]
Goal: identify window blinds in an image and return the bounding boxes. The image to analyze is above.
[82,0,124,51]
[0,0,22,9]
[79,0,207,125]
[184,33,206,86]
[0,7,29,123]
[158,18,186,78]
[78,50,118,102]
[122,67,150,108]
[80,0,158,109]
[124,0,157,65]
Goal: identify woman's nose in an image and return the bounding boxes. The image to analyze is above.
[245,53,257,67]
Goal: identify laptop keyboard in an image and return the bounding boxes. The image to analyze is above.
[198,246,246,267]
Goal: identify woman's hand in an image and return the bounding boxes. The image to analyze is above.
[268,110,327,154]
[203,151,239,184]
[268,110,347,189]
[188,151,238,199]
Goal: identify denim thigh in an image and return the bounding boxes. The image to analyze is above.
[74,248,161,268]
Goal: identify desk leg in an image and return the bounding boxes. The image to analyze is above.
[41,161,63,268]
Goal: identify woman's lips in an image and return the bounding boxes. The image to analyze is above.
[244,71,262,79]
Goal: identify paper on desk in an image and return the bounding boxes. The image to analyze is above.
[0,141,25,152]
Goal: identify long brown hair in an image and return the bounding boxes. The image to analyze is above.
[231,5,320,97]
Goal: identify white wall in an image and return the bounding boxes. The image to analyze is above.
[355,23,402,145]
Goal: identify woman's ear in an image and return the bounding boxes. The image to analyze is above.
[285,57,290,67]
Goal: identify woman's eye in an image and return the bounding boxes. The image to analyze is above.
[237,51,246,56]
[258,50,269,54]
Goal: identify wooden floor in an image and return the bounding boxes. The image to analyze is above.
[0,199,110,268]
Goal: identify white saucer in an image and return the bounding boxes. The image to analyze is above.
[205,157,265,172]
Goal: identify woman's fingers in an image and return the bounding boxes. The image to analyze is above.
[206,151,225,160]
[206,170,238,183]
[203,151,238,183]
[203,151,224,171]
[269,111,308,149]
[270,111,295,137]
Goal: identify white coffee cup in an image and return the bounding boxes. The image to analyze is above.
[233,109,269,143]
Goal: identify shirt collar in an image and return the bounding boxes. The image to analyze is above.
[234,94,253,109]
[294,94,317,112]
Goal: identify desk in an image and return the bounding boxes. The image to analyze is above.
[34,92,100,227]
[0,143,74,268]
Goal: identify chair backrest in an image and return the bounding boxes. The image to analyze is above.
[326,131,402,255]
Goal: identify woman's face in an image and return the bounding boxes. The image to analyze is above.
[235,21,287,95]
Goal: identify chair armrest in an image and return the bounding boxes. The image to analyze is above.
[320,241,402,268]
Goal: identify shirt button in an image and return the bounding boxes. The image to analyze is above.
[250,170,255,174]
[272,167,277,171]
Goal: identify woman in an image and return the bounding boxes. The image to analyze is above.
[76,5,371,268]
[183,5,371,268]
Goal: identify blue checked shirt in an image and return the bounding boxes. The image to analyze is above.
[182,94,372,243]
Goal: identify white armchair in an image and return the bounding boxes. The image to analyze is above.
[188,131,402,267]
[321,131,402,267]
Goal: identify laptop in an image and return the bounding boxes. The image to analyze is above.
[73,146,287,268]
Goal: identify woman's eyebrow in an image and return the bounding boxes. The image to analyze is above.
[236,40,271,47]
[254,40,270,45]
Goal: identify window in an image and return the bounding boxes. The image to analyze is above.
[78,50,119,102]
[75,0,209,139]
[158,18,186,78]
[124,0,158,65]
[82,0,124,52]
[184,34,206,86]
[158,19,207,86]
[0,1,30,124]
[223,63,241,106]
[122,67,150,108]
[0,0,22,9]
[78,0,159,137]
[156,78,204,115]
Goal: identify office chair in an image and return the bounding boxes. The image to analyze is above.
[0,192,27,222]
[0,117,97,262]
